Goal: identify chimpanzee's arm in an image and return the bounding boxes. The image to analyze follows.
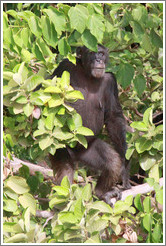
[49,59,74,79]
[104,73,127,159]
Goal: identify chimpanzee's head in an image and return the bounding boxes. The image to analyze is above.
[76,45,109,79]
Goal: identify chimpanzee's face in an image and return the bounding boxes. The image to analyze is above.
[77,45,109,79]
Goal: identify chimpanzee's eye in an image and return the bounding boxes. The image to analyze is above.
[98,52,104,58]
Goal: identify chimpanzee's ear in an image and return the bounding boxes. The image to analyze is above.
[76,46,83,59]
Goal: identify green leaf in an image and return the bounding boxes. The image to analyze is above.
[59,211,78,224]
[139,154,156,171]
[23,103,34,117]
[24,207,30,232]
[14,95,27,105]
[58,37,70,56]
[87,14,105,43]
[28,16,42,38]
[76,126,94,136]
[85,235,101,244]
[150,29,163,48]
[21,28,29,47]
[124,195,133,206]
[33,129,47,137]
[4,187,18,200]
[133,74,146,96]
[13,73,22,85]
[53,127,73,140]
[82,183,92,201]
[152,223,162,243]
[130,121,148,131]
[149,164,159,182]
[135,138,152,153]
[3,71,14,80]
[143,108,153,126]
[61,176,70,189]
[90,201,113,213]
[27,75,43,92]
[156,189,163,205]
[61,71,70,89]
[143,196,151,213]
[37,38,52,57]
[32,43,45,62]
[3,222,23,233]
[3,199,18,212]
[43,7,66,35]
[73,113,82,128]
[27,176,39,193]
[3,12,8,30]
[151,91,160,101]
[3,28,14,45]
[48,94,64,107]
[74,198,85,221]
[141,33,153,53]
[19,193,36,215]
[158,48,163,67]
[53,186,69,196]
[13,32,23,48]
[19,165,30,179]
[88,219,108,234]
[125,146,135,160]
[21,49,34,62]
[143,213,152,232]
[44,86,61,93]
[130,21,144,42]
[58,106,65,115]
[114,200,130,214]
[65,90,84,100]
[134,194,143,212]
[41,16,58,48]
[17,10,35,22]
[68,5,89,34]
[132,6,148,23]
[39,136,54,150]
[49,197,67,208]
[5,233,27,243]
[81,29,98,52]
[7,176,29,194]
[76,134,87,148]
[45,113,55,130]
[108,215,121,225]
[116,63,134,89]
[13,103,24,114]
[67,113,82,131]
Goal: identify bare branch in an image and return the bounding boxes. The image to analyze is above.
[36,210,54,218]
[110,178,163,206]
[4,156,54,180]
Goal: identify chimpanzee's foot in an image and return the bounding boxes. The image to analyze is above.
[122,179,131,190]
[102,187,122,206]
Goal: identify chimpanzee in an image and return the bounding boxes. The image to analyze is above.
[49,45,131,204]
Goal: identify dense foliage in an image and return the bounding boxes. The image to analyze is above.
[3,3,163,243]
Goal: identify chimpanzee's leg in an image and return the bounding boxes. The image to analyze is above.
[74,138,123,204]
[49,149,74,185]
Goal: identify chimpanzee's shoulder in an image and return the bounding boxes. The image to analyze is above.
[104,72,116,81]
[59,59,76,70]
[104,72,117,88]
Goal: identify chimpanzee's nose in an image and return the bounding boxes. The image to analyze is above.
[96,59,102,63]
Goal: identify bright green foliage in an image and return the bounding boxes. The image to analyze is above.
[3,2,163,244]
[134,179,163,243]
[4,67,94,157]
[128,108,163,183]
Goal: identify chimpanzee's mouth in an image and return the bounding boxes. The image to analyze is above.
[91,68,105,78]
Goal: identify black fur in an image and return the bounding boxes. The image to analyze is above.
[49,45,130,204]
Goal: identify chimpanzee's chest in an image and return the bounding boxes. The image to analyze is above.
[69,77,106,134]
